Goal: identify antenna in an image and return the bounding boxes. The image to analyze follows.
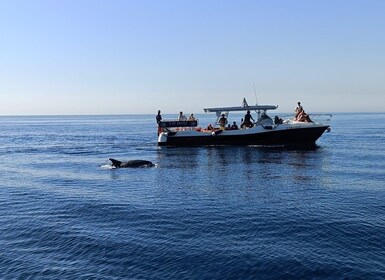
[253,82,258,105]
[253,82,261,120]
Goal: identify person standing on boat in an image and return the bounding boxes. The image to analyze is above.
[219,114,228,130]
[156,110,162,124]
[243,110,255,128]
[156,110,162,135]
[178,111,187,121]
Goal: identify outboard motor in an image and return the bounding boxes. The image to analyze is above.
[158,132,168,144]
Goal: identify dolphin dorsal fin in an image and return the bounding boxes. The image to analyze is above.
[109,158,122,168]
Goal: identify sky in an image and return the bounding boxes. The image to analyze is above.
[1,0,384,115]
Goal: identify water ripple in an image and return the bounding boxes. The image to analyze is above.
[1,114,385,279]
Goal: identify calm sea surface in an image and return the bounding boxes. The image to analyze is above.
[0,113,384,279]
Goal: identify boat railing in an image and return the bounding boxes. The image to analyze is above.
[308,114,332,123]
[158,119,200,132]
[279,114,332,125]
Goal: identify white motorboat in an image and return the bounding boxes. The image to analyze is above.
[157,99,331,147]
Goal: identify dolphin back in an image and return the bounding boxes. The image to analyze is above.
[109,158,154,168]
[109,158,122,168]
[125,160,154,168]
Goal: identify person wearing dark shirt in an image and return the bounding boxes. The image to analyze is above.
[243,110,255,128]
[156,110,162,124]
[156,110,162,135]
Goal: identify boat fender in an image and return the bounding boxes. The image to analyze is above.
[158,133,168,143]
[211,130,223,136]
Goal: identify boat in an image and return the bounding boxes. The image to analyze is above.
[157,99,331,147]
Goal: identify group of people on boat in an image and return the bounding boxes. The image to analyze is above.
[155,100,313,135]
[215,110,256,131]
[178,111,196,121]
[216,115,240,130]
[156,110,198,134]
[156,110,196,124]
[207,121,239,131]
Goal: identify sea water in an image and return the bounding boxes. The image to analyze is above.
[0,113,384,279]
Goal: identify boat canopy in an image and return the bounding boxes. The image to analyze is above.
[203,104,278,113]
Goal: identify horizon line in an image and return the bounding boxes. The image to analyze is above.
[0,111,384,117]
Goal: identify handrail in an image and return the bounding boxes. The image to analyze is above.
[309,114,333,122]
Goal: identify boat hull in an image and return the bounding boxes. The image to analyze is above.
[158,125,330,147]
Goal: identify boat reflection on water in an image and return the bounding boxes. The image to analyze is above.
[155,144,331,195]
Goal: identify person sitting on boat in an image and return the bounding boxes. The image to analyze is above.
[294,102,312,122]
[178,111,187,121]
[294,102,303,120]
[188,113,196,121]
[297,110,312,122]
[219,114,228,130]
[274,116,283,124]
[242,110,255,128]
[231,121,239,130]
[207,124,214,130]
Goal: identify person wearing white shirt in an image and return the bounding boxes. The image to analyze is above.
[178,111,187,121]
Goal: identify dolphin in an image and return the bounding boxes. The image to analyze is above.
[109,158,155,168]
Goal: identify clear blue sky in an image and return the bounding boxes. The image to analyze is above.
[1,0,384,115]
